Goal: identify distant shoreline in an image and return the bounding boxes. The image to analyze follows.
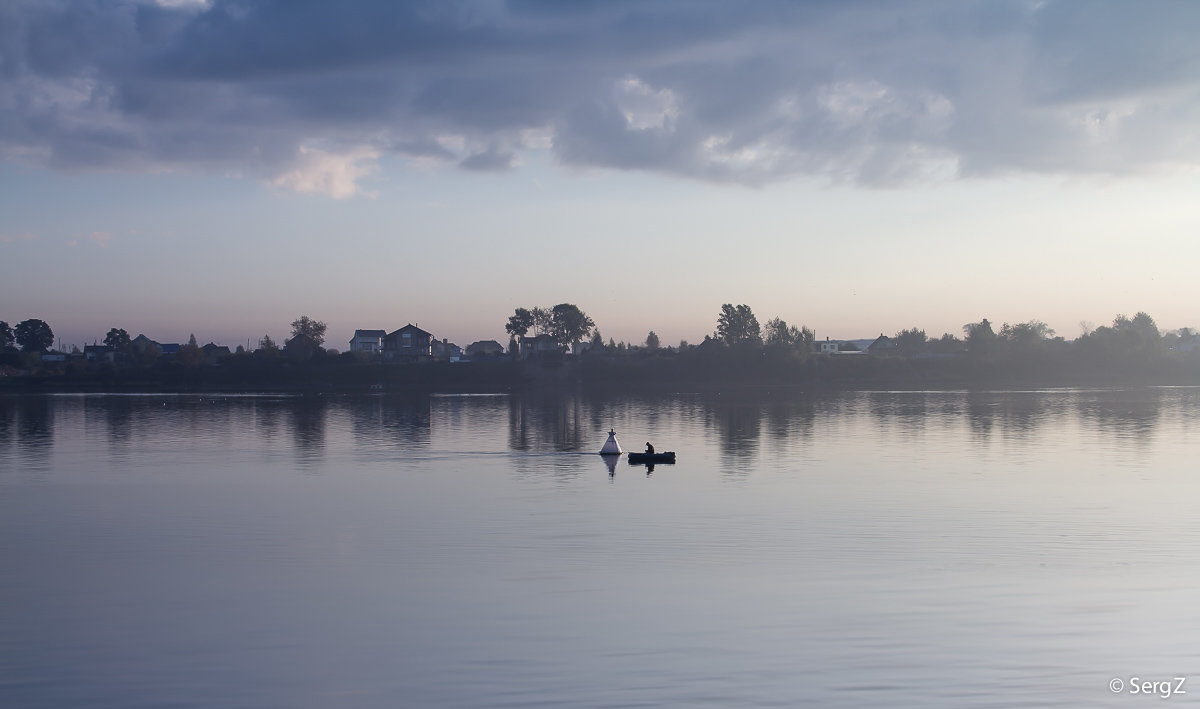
[4,351,1199,396]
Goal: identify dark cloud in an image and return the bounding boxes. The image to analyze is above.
[459,146,516,172]
[2,0,1200,194]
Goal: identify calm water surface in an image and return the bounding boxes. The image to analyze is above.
[2,389,1199,708]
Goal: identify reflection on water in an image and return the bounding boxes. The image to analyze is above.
[352,396,432,455]
[287,399,327,468]
[1076,389,1163,447]
[0,396,55,473]
[508,392,587,452]
[763,397,816,443]
[0,388,1195,468]
[711,398,762,460]
[99,396,134,459]
[2,388,1199,709]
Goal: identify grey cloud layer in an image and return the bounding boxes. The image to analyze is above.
[3,0,1199,190]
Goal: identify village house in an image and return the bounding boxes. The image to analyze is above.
[868,334,897,355]
[384,324,433,359]
[201,343,232,363]
[129,335,180,358]
[520,333,560,359]
[465,340,505,358]
[816,337,839,355]
[84,344,116,363]
[431,338,462,361]
[284,333,321,360]
[349,329,386,354]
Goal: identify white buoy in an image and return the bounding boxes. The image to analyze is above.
[599,428,623,455]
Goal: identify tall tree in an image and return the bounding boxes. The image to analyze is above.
[893,328,928,354]
[1129,312,1162,347]
[930,333,963,354]
[716,304,761,346]
[531,307,552,336]
[104,327,132,352]
[176,334,203,367]
[1082,312,1164,362]
[14,318,53,352]
[765,317,813,354]
[290,316,327,347]
[794,324,815,352]
[505,308,534,339]
[963,318,997,355]
[258,334,279,352]
[764,318,790,347]
[0,321,13,349]
[645,331,660,351]
[1000,321,1054,349]
[550,303,595,350]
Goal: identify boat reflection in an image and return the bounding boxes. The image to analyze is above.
[627,457,674,476]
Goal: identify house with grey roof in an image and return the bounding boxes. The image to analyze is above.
[349,329,386,354]
[384,324,433,359]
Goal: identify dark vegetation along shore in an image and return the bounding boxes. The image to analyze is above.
[2,308,1199,394]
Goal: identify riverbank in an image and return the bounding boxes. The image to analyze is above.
[5,350,1200,395]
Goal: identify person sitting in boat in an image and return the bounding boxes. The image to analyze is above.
[645,442,655,455]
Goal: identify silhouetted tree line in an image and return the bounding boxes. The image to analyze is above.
[5,307,1199,392]
[505,304,595,352]
[581,307,1200,391]
[1,318,56,369]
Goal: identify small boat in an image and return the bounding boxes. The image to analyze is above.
[627,451,676,464]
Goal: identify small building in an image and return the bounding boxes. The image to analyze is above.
[128,335,180,358]
[695,335,724,353]
[521,334,560,359]
[201,343,232,363]
[465,340,505,358]
[84,344,116,363]
[284,333,321,360]
[817,337,839,355]
[384,324,433,359]
[431,338,462,362]
[868,333,897,355]
[349,329,386,354]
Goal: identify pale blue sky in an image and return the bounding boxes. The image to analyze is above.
[3,1,1199,350]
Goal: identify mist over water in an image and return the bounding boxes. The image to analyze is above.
[2,389,1198,708]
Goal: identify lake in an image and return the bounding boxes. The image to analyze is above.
[2,388,1199,708]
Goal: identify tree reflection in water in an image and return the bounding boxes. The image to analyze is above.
[0,388,1186,482]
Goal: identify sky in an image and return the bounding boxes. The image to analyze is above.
[2,0,1200,351]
